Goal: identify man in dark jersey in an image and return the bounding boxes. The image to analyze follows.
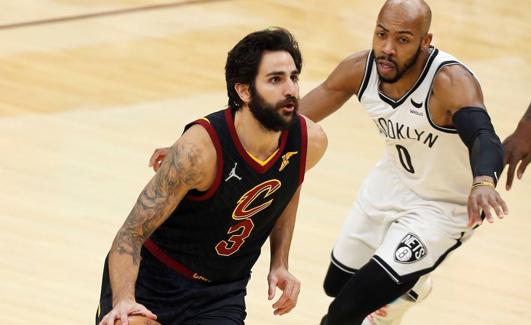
[96,27,327,325]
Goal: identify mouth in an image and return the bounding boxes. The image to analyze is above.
[282,102,296,112]
[278,98,298,113]
[377,59,396,74]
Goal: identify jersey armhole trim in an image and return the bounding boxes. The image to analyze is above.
[186,118,224,201]
[298,115,308,186]
[357,50,374,100]
[424,61,471,134]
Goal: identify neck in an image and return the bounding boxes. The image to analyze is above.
[234,107,282,160]
[380,50,430,100]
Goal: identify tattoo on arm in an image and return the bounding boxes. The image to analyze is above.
[110,142,204,265]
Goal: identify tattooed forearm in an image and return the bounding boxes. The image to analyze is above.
[110,141,205,265]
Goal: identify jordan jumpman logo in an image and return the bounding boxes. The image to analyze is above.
[225,162,242,181]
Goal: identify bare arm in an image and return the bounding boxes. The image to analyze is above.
[300,51,369,122]
[266,116,327,315]
[503,102,531,190]
[101,125,215,325]
[431,65,508,226]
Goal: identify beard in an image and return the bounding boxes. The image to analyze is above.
[248,86,299,132]
[376,45,422,84]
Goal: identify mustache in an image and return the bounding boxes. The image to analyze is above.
[276,96,299,109]
[376,56,397,67]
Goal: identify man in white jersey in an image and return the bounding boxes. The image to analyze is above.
[148,1,510,324]
[299,1,508,324]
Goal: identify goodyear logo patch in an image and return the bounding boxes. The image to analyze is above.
[394,233,427,264]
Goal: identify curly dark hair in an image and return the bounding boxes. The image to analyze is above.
[225,27,303,110]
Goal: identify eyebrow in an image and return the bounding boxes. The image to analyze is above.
[266,70,299,77]
[377,24,414,36]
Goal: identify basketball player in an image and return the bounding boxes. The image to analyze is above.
[149,1,513,324]
[503,103,531,190]
[300,0,508,324]
[96,27,327,325]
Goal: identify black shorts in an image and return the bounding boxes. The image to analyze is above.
[96,248,249,325]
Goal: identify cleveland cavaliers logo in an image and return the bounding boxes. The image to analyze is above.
[394,233,427,264]
[215,179,282,256]
[232,179,282,220]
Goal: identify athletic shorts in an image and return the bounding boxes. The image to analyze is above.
[332,160,473,283]
[96,248,250,325]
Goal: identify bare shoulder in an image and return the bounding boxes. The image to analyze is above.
[432,64,484,112]
[302,115,328,170]
[165,123,217,191]
[324,50,370,95]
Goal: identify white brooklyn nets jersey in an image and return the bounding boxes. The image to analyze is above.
[358,47,472,206]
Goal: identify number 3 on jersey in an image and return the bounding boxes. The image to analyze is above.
[215,219,254,256]
[396,144,415,174]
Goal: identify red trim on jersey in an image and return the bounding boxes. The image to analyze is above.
[224,108,288,174]
[298,115,308,186]
[186,118,223,202]
[144,239,210,282]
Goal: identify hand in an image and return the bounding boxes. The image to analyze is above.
[148,147,171,172]
[467,183,508,227]
[99,299,157,325]
[267,266,301,316]
[503,121,531,190]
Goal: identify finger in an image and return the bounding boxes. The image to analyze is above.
[130,304,158,320]
[140,306,158,320]
[505,159,516,190]
[120,311,129,325]
[487,195,504,219]
[497,195,509,215]
[275,304,296,316]
[268,278,277,300]
[101,313,116,325]
[479,196,494,223]
[149,149,160,167]
[153,160,162,172]
[467,198,479,227]
[517,158,529,179]
[278,282,300,315]
[273,282,294,310]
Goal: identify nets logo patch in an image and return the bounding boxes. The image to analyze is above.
[394,233,427,264]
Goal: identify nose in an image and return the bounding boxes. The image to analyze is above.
[381,39,396,57]
[284,78,298,97]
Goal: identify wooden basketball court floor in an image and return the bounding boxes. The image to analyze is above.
[0,0,529,324]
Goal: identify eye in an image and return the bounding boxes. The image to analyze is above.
[399,37,410,44]
[291,75,299,82]
[376,31,385,38]
[270,76,281,84]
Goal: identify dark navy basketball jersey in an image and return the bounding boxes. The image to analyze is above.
[146,108,308,283]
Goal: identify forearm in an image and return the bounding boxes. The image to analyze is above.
[108,238,142,303]
[269,216,295,269]
[452,107,504,184]
[107,192,164,303]
[300,85,350,123]
[269,188,301,269]
[107,147,193,303]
